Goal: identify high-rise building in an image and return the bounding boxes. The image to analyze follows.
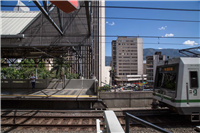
[111,37,144,85]
[146,52,165,88]
[92,0,105,86]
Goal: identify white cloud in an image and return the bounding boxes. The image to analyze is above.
[109,22,115,26]
[158,48,162,49]
[183,40,198,46]
[158,26,167,30]
[106,21,115,26]
[165,33,174,37]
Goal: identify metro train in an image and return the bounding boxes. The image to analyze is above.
[152,57,200,122]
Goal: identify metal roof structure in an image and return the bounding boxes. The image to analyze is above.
[1,11,40,35]
[1,1,101,80]
[179,46,200,57]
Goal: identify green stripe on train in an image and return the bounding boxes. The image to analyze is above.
[154,93,200,103]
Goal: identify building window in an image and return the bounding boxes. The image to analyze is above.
[190,71,198,88]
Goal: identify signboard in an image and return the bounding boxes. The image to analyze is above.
[50,0,80,13]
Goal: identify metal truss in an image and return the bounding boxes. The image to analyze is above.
[1,1,100,79]
[179,46,200,57]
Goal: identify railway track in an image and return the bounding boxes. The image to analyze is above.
[1,109,198,133]
[1,113,191,127]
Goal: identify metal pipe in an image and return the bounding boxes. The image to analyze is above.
[1,34,25,39]
[125,113,172,133]
[125,114,129,133]
[186,83,189,104]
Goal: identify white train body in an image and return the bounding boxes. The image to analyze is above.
[153,57,200,122]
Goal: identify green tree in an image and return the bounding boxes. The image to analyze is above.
[51,57,70,79]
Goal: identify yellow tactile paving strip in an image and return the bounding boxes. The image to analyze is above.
[1,94,97,98]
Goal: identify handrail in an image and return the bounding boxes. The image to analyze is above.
[125,112,172,133]
[96,119,102,133]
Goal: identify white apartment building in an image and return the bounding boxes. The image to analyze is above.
[112,37,145,85]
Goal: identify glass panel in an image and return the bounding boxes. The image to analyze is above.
[190,71,198,88]
[154,65,178,98]
[157,73,177,90]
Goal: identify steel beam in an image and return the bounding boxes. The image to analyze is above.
[43,1,48,12]
[33,1,63,35]
[57,7,63,31]
[84,1,91,36]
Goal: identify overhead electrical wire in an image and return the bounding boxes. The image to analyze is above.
[2,16,199,23]
[21,34,200,39]
[1,5,200,12]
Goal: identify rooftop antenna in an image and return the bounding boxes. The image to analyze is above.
[14,0,30,12]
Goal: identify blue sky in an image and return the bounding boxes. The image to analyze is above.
[105,1,200,56]
[1,1,200,56]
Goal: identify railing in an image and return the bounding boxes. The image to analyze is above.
[104,111,124,133]
[1,79,50,89]
[125,112,172,133]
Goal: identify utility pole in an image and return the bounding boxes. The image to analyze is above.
[142,74,144,90]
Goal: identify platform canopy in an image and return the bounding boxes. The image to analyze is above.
[1,1,92,59]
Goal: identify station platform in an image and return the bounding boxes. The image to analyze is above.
[1,79,101,110]
[1,88,98,101]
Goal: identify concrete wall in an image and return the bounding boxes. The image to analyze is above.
[137,38,143,75]
[103,66,111,86]
[99,91,152,108]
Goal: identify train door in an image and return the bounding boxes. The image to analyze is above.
[187,69,199,102]
[188,68,199,122]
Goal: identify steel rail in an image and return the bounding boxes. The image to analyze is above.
[1,113,179,119]
[1,120,191,127]
[1,124,98,127]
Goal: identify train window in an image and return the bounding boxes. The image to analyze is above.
[155,65,178,98]
[157,73,177,90]
[190,71,198,88]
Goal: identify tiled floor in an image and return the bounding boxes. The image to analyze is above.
[1,88,93,97]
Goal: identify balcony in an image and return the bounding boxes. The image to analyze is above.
[146,67,153,70]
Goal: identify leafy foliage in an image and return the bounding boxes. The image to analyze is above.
[1,58,79,79]
[50,57,79,79]
[1,59,50,79]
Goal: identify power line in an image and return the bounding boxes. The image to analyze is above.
[104,42,199,46]
[1,5,200,12]
[98,6,200,12]
[21,34,200,39]
[99,35,200,39]
[2,16,199,23]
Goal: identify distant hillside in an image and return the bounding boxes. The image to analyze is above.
[105,48,188,66]
[143,48,185,60]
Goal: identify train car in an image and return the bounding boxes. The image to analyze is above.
[152,57,200,122]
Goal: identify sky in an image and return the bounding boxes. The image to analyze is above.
[1,1,200,56]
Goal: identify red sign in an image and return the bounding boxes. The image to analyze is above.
[68,0,79,8]
[50,0,79,13]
